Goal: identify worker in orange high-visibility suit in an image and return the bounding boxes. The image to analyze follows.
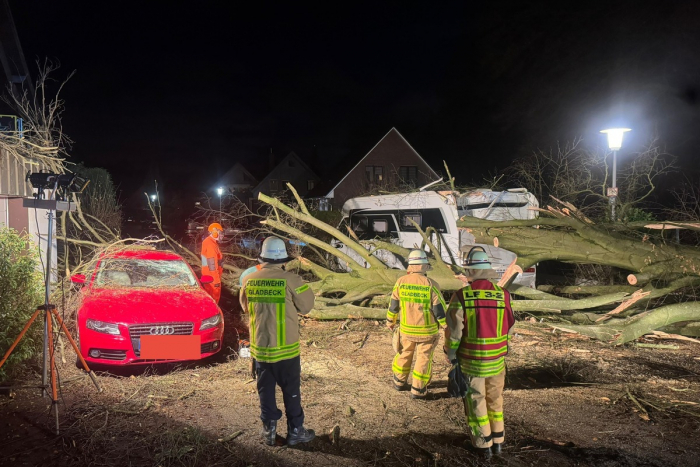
[201,223,224,303]
[446,247,515,459]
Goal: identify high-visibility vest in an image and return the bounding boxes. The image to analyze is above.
[457,284,510,362]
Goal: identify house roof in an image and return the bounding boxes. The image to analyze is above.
[324,127,439,198]
[252,151,319,193]
[213,162,258,191]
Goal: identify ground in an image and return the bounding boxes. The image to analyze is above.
[1,303,700,467]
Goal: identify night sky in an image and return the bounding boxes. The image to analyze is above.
[10,1,700,210]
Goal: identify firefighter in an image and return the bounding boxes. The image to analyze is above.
[239,236,316,446]
[387,249,447,399]
[445,247,515,458]
[201,223,225,303]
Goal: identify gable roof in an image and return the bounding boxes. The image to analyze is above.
[213,162,258,191]
[252,151,319,193]
[325,127,439,198]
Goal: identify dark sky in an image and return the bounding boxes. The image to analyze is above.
[10,1,700,206]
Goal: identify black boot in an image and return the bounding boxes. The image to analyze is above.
[261,420,277,446]
[491,442,502,455]
[287,426,316,446]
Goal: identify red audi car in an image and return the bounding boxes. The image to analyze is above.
[71,249,224,365]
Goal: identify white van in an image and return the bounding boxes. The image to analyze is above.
[332,189,539,288]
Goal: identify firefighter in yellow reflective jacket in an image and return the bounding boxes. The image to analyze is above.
[446,248,515,458]
[239,236,316,447]
[387,249,447,399]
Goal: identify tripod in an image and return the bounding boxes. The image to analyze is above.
[0,191,102,434]
[0,303,103,433]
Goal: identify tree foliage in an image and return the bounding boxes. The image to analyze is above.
[0,228,43,380]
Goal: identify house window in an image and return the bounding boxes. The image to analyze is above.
[307,180,315,191]
[270,179,279,192]
[399,166,418,184]
[365,166,383,183]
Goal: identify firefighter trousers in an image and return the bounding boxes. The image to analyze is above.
[462,369,506,449]
[256,356,305,430]
[392,334,439,396]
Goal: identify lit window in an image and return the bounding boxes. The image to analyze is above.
[365,166,384,183]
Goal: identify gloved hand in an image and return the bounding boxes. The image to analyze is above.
[386,321,396,331]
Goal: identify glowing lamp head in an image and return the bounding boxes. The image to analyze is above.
[217,187,224,196]
[600,128,631,151]
[150,194,157,202]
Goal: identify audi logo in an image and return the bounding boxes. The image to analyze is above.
[149,326,175,335]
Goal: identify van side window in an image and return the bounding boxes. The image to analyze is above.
[351,216,369,233]
[402,213,421,228]
[372,219,389,234]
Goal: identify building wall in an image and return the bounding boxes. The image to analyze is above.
[330,129,438,209]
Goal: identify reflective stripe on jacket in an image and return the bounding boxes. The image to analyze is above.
[201,236,223,284]
[446,280,515,377]
[239,264,315,363]
[387,272,446,338]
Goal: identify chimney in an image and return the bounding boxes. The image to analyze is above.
[268,148,275,172]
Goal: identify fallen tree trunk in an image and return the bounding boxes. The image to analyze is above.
[554,302,700,344]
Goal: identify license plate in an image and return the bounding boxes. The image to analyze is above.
[140,335,201,360]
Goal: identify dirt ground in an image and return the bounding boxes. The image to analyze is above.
[1,302,700,467]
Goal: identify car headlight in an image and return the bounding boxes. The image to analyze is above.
[86,319,120,335]
[200,314,221,331]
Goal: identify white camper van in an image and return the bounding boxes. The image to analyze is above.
[333,189,539,288]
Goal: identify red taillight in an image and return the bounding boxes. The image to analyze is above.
[524,267,536,273]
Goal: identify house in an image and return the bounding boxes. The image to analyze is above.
[1,149,55,272]
[251,151,319,206]
[212,162,258,196]
[314,127,440,210]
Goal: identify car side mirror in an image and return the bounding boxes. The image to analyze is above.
[200,275,214,284]
[71,274,86,285]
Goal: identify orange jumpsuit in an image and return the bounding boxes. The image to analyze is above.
[201,235,224,303]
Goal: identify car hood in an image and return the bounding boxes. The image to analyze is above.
[79,288,219,324]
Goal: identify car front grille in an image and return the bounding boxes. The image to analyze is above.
[92,349,127,361]
[129,322,194,357]
[128,322,194,337]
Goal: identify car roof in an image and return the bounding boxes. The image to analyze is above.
[103,249,185,261]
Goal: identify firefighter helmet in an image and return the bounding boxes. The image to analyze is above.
[407,249,429,265]
[465,247,492,269]
[260,236,290,262]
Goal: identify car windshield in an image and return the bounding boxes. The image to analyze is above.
[94,259,198,288]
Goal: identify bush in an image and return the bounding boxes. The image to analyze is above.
[0,228,44,380]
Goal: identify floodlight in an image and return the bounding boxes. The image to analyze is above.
[150,194,157,202]
[600,128,631,151]
[217,187,224,196]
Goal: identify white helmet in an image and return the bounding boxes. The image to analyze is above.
[407,249,429,265]
[260,236,290,263]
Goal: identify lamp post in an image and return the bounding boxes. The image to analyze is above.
[216,187,223,221]
[600,128,631,221]
[150,194,156,203]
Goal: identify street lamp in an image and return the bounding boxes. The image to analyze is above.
[216,187,223,221]
[600,128,631,221]
[150,194,157,203]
